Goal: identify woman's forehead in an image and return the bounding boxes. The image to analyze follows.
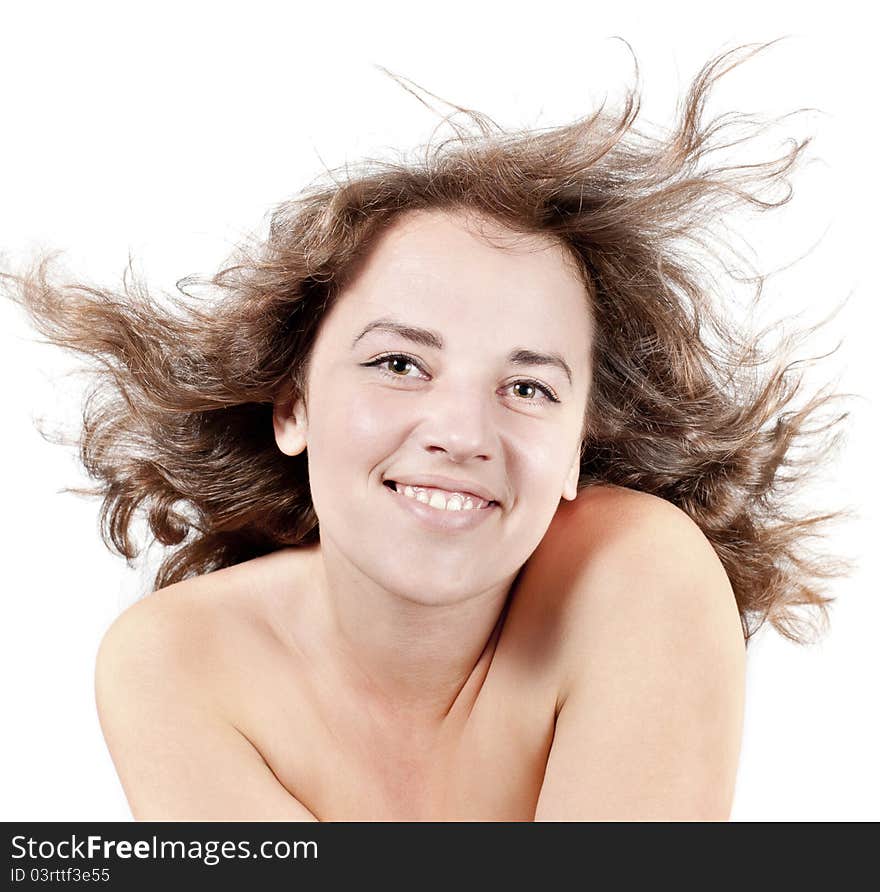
[333,208,593,340]
[360,207,580,280]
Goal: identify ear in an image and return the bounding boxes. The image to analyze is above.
[561,443,582,502]
[273,395,308,457]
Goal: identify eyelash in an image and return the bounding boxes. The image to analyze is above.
[361,352,561,403]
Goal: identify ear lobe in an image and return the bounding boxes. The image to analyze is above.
[273,396,308,457]
[561,445,582,501]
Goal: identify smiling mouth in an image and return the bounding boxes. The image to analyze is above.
[383,480,498,509]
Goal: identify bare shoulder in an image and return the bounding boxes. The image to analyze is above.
[542,482,725,563]
[520,485,746,820]
[510,484,741,646]
[95,550,292,683]
[102,558,246,640]
[98,576,216,692]
[95,560,316,820]
[528,484,742,646]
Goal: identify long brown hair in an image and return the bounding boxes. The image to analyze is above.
[2,41,852,645]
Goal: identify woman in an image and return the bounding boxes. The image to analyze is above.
[3,43,847,820]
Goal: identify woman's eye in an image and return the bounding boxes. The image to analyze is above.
[366,354,425,378]
[360,353,428,382]
[512,382,538,400]
[508,381,559,402]
[362,353,559,403]
[386,356,418,376]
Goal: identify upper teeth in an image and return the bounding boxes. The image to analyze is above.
[398,484,489,511]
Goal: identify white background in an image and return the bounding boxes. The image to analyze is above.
[1,1,876,821]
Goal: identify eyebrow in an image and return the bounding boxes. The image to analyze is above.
[351,318,574,386]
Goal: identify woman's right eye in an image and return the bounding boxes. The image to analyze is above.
[361,353,428,380]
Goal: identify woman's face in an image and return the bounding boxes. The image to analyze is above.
[275,208,593,605]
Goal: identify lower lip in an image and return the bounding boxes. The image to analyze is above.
[384,483,499,533]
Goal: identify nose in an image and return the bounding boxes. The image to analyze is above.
[416,380,497,463]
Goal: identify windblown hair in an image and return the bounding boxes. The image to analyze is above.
[3,41,851,645]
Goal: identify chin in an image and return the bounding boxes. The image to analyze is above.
[379,557,517,607]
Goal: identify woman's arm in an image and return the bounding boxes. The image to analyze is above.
[95,595,318,821]
[529,486,746,821]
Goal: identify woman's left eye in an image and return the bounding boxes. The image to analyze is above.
[361,353,559,403]
[509,381,559,402]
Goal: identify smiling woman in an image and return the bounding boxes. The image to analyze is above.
[1,42,848,821]
[271,210,591,620]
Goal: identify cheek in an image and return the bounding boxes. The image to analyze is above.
[309,387,399,475]
[515,433,571,492]
[345,392,398,441]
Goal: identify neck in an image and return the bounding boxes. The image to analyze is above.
[303,537,518,731]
